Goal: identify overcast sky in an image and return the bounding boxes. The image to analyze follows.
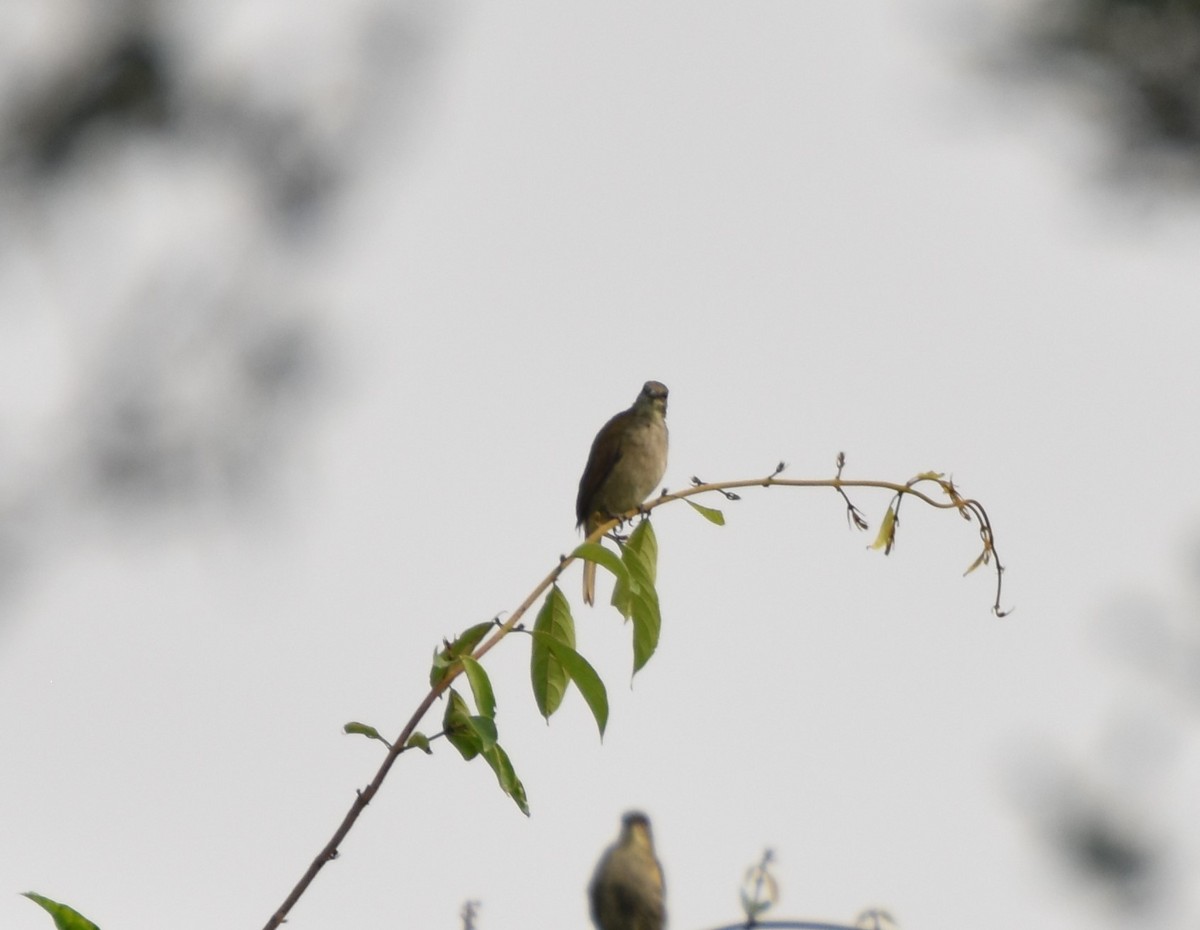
[4,3,1200,930]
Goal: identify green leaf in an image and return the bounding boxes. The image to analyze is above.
[685,499,726,525]
[429,620,495,686]
[429,651,453,688]
[343,721,384,741]
[467,715,497,752]
[482,743,530,816]
[611,570,633,620]
[629,584,662,674]
[443,689,499,759]
[612,519,659,621]
[571,542,633,592]
[445,692,519,811]
[443,689,482,760]
[22,893,101,930]
[405,731,433,754]
[530,585,575,720]
[626,519,659,583]
[460,656,496,719]
[621,521,662,673]
[531,632,609,738]
[450,620,496,655]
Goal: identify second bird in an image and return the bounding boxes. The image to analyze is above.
[589,811,666,930]
[575,381,669,605]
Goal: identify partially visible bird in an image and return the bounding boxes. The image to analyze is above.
[589,811,666,930]
[575,381,669,605]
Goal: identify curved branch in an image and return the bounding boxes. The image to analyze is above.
[262,465,1006,928]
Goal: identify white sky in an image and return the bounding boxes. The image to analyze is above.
[4,3,1200,930]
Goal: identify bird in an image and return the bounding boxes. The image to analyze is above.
[589,811,666,930]
[576,381,669,605]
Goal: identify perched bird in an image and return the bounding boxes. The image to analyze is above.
[589,811,666,930]
[575,381,669,605]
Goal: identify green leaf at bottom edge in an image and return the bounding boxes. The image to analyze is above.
[22,893,101,930]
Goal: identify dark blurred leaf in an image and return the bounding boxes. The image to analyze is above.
[12,32,172,172]
[1014,0,1200,188]
[1060,804,1157,894]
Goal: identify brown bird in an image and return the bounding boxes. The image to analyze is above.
[575,381,669,605]
[589,811,666,930]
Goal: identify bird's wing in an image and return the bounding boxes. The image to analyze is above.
[575,410,628,528]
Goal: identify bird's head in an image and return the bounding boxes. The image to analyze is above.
[635,381,668,418]
[620,810,656,850]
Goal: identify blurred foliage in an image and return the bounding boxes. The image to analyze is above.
[0,0,443,218]
[1038,773,1163,911]
[0,0,447,612]
[8,29,173,172]
[1018,528,1200,924]
[1015,0,1200,186]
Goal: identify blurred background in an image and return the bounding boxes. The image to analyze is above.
[3,2,1200,929]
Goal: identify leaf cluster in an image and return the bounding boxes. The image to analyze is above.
[349,518,666,817]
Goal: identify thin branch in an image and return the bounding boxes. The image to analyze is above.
[834,452,869,531]
[263,514,595,928]
[262,466,1007,928]
[642,472,1007,616]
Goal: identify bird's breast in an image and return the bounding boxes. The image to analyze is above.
[603,418,668,510]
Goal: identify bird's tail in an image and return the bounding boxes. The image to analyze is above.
[583,559,597,606]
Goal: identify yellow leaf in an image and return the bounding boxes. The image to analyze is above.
[870,505,897,553]
[963,549,989,576]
